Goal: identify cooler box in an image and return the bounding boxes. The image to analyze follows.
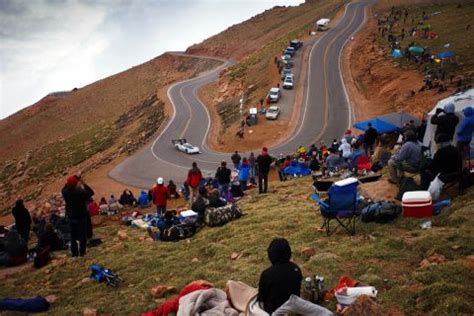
[402,191,433,218]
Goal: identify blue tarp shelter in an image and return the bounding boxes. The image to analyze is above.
[437,51,455,59]
[353,118,399,134]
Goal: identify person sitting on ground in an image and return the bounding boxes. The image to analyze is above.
[0,230,27,267]
[108,195,121,213]
[191,187,209,224]
[338,138,352,161]
[431,103,460,143]
[348,142,366,171]
[421,133,463,189]
[99,197,109,214]
[239,157,251,191]
[275,154,287,182]
[137,190,151,208]
[308,153,321,172]
[167,180,179,199]
[208,189,227,208]
[258,238,302,314]
[388,130,422,185]
[119,189,136,207]
[36,223,64,252]
[325,148,347,171]
[12,199,31,242]
[371,134,392,171]
[156,210,179,235]
[87,198,100,216]
[456,106,474,156]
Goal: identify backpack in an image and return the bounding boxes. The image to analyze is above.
[161,224,196,242]
[204,204,243,227]
[361,202,401,223]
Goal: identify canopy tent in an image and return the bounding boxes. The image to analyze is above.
[391,49,403,58]
[437,51,455,59]
[422,89,474,157]
[379,112,421,129]
[353,118,400,134]
[409,46,424,55]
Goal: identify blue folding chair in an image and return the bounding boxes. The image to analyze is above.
[310,178,359,236]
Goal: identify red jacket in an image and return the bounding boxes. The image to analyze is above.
[152,185,169,206]
[186,168,202,189]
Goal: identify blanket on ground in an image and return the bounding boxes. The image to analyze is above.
[178,288,239,316]
[0,296,50,313]
[142,281,213,316]
[226,280,258,313]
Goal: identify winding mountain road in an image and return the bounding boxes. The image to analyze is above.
[110,1,369,188]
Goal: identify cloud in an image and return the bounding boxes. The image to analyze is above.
[0,0,304,118]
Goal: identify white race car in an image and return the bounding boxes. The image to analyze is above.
[172,139,200,154]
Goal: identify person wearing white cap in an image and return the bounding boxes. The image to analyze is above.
[151,177,169,216]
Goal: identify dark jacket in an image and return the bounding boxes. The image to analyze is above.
[431,112,459,142]
[12,202,31,238]
[428,145,462,181]
[257,153,273,174]
[231,153,242,165]
[62,184,95,219]
[258,239,302,314]
[215,166,231,185]
[364,127,378,146]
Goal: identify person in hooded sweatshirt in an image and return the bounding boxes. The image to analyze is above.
[238,157,251,191]
[431,102,459,143]
[258,238,302,314]
[456,106,474,155]
[61,175,94,257]
[12,199,31,242]
[257,147,273,194]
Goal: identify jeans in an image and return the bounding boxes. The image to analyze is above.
[156,205,166,216]
[388,159,418,184]
[258,172,269,193]
[218,183,229,197]
[69,217,87,257]
[189,187,198,204]
[240,179,247,192]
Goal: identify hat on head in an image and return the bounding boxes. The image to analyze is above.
[444,102,455,114]
[66,176,78,188]
[346,129,352,134]
[157,177,164,185]
[262,146,268,152]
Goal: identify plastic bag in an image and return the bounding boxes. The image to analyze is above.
[428,174,444,200]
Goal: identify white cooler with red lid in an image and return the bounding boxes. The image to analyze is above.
[401,191,433,218]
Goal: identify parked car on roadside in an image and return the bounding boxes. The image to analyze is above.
[268,87,281,103]
[284,47,295,57]
[283,76,294,89]
[290,39,303,50]
[265,106,281,120]
[281,54,293,66]
[280,68,292,80]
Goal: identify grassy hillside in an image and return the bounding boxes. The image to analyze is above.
[1,178,472,314]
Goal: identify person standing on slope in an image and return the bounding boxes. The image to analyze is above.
[62,175,94,257]
[231,151,242,170]
[152,177,169,216]
[364,122,378,155]
[215,161,231,197]
[456,106,474,159]
[186,162,203,204]
[11,199,31,242]
[257,147,273,194]
[431,103,459,144]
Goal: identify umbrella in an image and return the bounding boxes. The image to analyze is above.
[391,49,403,58]
[409,46,424,55]
[437,51,455,59]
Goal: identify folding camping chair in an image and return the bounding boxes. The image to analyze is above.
[310,178,359,236]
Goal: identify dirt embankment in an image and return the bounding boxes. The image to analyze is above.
[343,12,448,122]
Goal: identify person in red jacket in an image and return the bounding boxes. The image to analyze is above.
[186,162,202,204]
[152,177,169,216]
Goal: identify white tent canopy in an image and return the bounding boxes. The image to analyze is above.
[422,89,474,156]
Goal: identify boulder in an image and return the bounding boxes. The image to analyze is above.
[301,247,317,258]
[117,230,128,241]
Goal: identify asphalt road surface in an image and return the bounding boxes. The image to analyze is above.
[110,1,369,188]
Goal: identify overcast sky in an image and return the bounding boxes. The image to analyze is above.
[0,0,304,119]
